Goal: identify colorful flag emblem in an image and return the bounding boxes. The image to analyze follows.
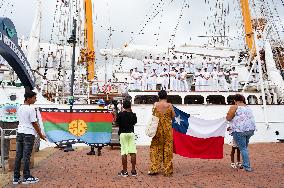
[40,109,113,145]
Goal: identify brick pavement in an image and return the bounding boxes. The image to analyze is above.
[3,143,284,188]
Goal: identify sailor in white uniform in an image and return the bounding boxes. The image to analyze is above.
[211,67,219,91]
[207,58,213,72]
[218,68,228,91]
[175,69,181,91]
[149,69,158,90]
[180,68,189,92]
[194,68,202,91]
[159,68,169,90]
[202,56,207,70]
[39,48,45,68]
[141,68,148,91]
[132,67,141,90]
[153,57,160,74]
[169,67,176,91]
[129,69,135,90]
[92,82,99,94]
[47,53,53,68]
[121,78,129,94]
[230,67,239,91]
[202,68,211,91]
[143,56,149,69]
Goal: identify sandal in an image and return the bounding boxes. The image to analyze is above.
[148,171,159,176]
[230,163,237,169]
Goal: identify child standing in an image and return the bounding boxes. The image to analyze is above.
[229,137,242,169]
[13,91,46,185]
[116,100,137,177]
[227,126,242,169]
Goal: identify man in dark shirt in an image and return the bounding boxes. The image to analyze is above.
[116,100,137,177]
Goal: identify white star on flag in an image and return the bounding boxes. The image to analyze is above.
[175,115,184,125]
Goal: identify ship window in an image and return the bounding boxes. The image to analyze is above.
[247,95,258,104]
[167,95,182,104]
[206,95,226,105]
[134,95,158,104]
[227,95,235,105]
[184,95,204,104]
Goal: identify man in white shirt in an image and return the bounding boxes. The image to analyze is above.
[179,68,188,92]
[153,57,160,74]
[160,68,169,90]
[149,69,158,90]
[92,82,99,94]
[141,68,148,91]
[175,69,181,91]
[218,68,228,91]
[132,67,141,90]
[202,68,211,91]
[194,68,202,91]
[13,91,46,185]
[39,48,45,68]
[143,56,149,69]
[230,67,239,91]
[211,67,219,91]
[169,67,176,91]
[121,78,129,94]
[129,69,135,90]
[207,58,213,72]
[202,56,207,70]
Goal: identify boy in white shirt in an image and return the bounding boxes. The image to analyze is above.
[13,91,46,185]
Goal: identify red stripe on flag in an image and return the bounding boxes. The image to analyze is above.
[41,112,113,123]
[173,129,224,159]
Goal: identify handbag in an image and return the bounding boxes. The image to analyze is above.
[145,104,159,137]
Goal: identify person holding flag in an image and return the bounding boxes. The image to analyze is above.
[226,94,256,172]
[148,90,175,177]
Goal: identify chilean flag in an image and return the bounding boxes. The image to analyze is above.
[172,107,226,159]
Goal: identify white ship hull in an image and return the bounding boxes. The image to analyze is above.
[1,86,283,146]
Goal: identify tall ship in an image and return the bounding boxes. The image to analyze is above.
[0,0,283,144]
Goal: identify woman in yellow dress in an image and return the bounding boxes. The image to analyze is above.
[148,90,175,176]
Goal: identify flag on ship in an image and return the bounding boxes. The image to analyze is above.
[40,108,113,145]
[172,107,226,159]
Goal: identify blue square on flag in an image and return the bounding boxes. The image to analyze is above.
[172,107,190,134]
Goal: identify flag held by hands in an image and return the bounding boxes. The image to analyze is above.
[172,107,226,159]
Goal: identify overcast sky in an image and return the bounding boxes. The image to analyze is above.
[1,0,283,79]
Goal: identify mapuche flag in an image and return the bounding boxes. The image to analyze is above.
[40,109,113,144]
[172,107,226,159]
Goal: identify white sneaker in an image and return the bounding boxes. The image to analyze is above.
[22,176,39,184]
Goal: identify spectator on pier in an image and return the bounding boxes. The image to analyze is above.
[148,90,175,176]
[226,94,255,172]
[117,100,137,177]
[13,91,46,185]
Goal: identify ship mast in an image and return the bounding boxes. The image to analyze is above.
[26,0,42,70]
[82,0,95,81]
[239,0,256,54]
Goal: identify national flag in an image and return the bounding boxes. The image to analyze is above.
[172,107,226,159]
[40,109,113,144]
